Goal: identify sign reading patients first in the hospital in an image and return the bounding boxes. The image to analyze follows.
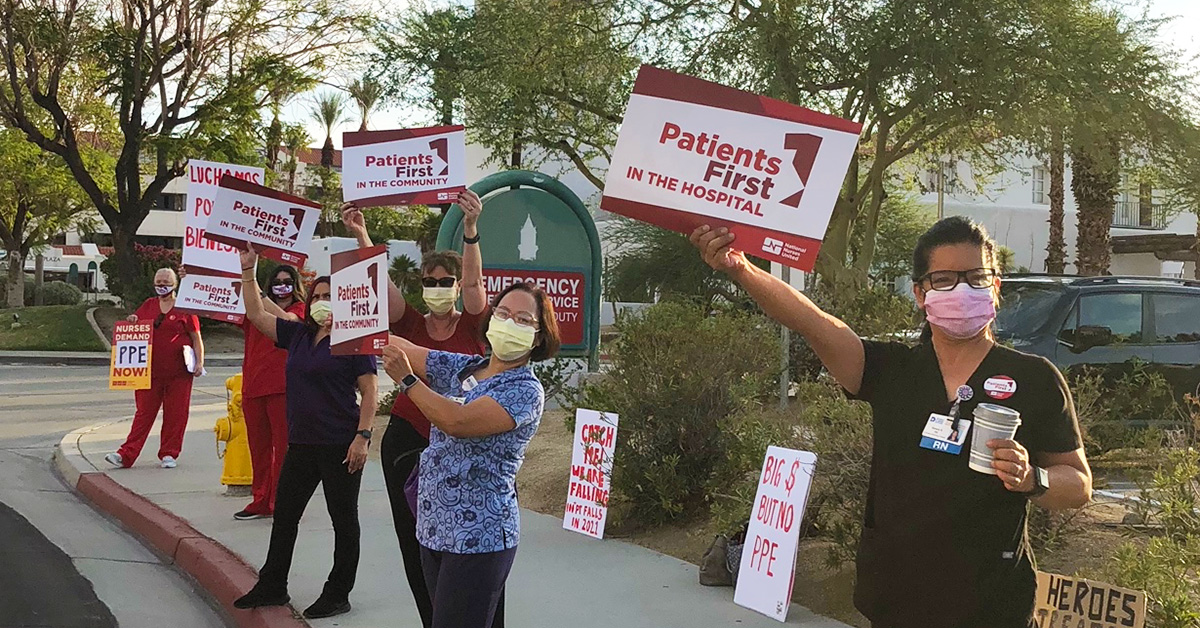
[341,126,467,207]
[203,176,321,267]
[185,160,264,275]
[601,66,861,271]
[109,321,152,390]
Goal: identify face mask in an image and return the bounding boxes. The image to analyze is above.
[923,283,996,340]
[271,283,294,298]
[154,285,174,297]
[423,287,457,315]
[310,300,332,326]
[487,316,537,362]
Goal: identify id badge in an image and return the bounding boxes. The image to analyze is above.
[919,413,971,455]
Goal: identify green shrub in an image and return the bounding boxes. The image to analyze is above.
[791,283,918,381]
[99,244,181,306]
[378,386,399,416]
[0,276,35,307]
[569,301,778,527]
[1068,361,1180,455]
[37,281,82,306]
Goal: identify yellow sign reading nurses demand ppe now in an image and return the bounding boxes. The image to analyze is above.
[109,321,152,390]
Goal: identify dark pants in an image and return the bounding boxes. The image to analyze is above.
[421,545,517,628]
[381,417,434,627]
[256,444,362,600]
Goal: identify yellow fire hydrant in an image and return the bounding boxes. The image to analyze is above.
[214,373,253,487]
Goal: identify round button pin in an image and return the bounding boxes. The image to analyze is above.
[956,385,974,402]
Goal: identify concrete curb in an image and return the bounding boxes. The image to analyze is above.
[86,306,113,351]
[54,422,306,628]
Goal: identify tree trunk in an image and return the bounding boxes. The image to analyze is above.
[5,248,23,308]
[110,225,142,307]
[1194,216,1200,281]
[321,136,335,169]
[1045,130,1067,274]
[265,115,283,174]
[1071,141,1120,277]
[33,253,43,306]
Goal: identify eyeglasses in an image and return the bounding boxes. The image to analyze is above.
[422,277,456,288]
[918,268,997,292]
[494,306,538,329]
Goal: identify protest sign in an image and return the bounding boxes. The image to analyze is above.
[483,268,584,346]
[734,446,818,622]
[175,271,245,324]
[1033,572,1146,628]
[185,160,264,275]
[563,409,619,539]
[601,65,861,271]
[342,126,467,207]
[330,244,389,355]
[110,321,152,390]
[203,176,321,267]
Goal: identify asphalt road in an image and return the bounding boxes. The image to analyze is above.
[0,363,237,628]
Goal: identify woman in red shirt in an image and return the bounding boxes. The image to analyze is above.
[105,268,204,469]
[341,191,488,628]
[236,264,307,520]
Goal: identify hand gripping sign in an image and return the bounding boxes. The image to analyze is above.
[341,126,467,207]
[563,409,619,539]
[175,270,246,324]
[110,321,152,390]
[330,244,389,355]
[202,176,321,267]
[734,446,817,622]
[601,66,862,271]
[184,160,264,275]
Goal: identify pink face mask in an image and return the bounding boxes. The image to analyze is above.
[923,283,996,339]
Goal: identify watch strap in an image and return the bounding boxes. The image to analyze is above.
[357,429,373,440]
[463,233,480,245]
[1021,466,1050,498]
[399,373,420,393]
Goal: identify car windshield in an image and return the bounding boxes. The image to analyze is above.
[996,282,1066,338]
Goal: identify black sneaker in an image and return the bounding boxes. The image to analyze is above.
[303,596,351,619]
[233,586,289,609]
[234,510,268,521]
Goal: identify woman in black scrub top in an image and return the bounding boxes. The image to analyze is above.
[691,217,1091,628]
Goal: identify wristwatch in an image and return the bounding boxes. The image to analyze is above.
[398,373,420,393]
[357,429,373,441]
[1020,466,1050,498]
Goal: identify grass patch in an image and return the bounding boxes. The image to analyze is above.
[0,305,106,351]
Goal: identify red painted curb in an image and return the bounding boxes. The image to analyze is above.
[73,473,307,628]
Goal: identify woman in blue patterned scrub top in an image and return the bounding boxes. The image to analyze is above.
[382,281,562,628]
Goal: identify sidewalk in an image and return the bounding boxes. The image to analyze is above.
[59,408,850,628]
[0,350,244,366]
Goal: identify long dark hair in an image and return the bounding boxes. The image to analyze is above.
[304,276,330,330]
[267,264,306,303]
[912,217,999,342]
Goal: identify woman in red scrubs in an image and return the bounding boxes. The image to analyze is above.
[105,268,204,469]
[236,264,307,520]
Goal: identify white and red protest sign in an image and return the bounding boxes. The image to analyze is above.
[109,321,152,390]
[563,409,619,539]
[342,126,467,207]
[330,244,389,355]
[185,160,264,275]
[734,446,817,622]
[601,65,861,271]
[1034,572,1146,628]
[203,176,321,267]
[483,269,584,346]
[175,271,245,324]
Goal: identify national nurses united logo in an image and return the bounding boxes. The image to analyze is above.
[984,376,1017,400]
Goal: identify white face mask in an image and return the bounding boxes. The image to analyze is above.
[423,287,458,315]
[486,316,537,362]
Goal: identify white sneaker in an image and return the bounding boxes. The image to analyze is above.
[104,453,123,468]
[161,456,177,469]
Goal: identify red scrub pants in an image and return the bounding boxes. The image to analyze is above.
[243,393,289,515]
[117,374,194,466]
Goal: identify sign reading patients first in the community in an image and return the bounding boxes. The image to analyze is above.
[330,244,389,355]
[601,65,861,272]
[109,321,152,390]
[563,409,619,539]
[185,160,264,275]
[175,272,245,324]
[735,446,818,623]
[341,126,467,207]
[203,176,321,267]
[1033,572,1146,628]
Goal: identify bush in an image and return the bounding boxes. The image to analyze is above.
[1068,361,1180,455]
[99,244,181,306]
[791,283,918,381]
[569,301,778,527]
[37,281,82,306]
[0,276,35,307]
[378,386,399,416]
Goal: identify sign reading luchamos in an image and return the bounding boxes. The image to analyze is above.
[342,126,467,207]
[1033,572,1146,628]
[483,268,585,346]
[175,272,245,324]
[185,160,264,275]
[563,409,619,539]
[330,244,389,355]
[110,321,152,390]
[203,176,321,266]
[601,66,861,271]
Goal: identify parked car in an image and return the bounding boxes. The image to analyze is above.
[995,275,1200,405]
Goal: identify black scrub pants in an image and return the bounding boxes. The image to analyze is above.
[421,545,517,628]
[256,444,363,601]
[381,417,434,627]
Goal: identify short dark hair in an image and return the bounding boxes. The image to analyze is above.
[268,264,306,302]
[911,216,999,282]
[421,250,463,279]
[480,282,562,362]
[303,276,330,329]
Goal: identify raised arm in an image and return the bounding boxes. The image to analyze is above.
[457,190,487,315]
[342,202,408,323]
[691,226,866,395]
[240,247,279,343]
[381,343,517,438]
[261,296,302,322]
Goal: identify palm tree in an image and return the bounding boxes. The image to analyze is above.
[308,91,349,168]
[347,77,384,133]
[282,124,311,195]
